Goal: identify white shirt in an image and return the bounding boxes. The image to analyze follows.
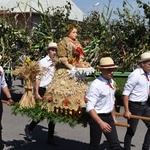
[36,55,55,88]
[0,66,8,95]
[86,75,116,114]
[122,67,149,102]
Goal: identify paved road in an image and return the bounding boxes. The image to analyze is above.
[1,79,147,150]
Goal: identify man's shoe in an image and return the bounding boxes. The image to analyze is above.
[47,138,58,146]
[24,125,33,142]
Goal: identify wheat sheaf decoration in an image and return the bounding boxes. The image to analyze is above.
[13,57,47,108]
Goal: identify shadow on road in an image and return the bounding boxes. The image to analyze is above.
[3,124,111,150]
[3,124,89,150]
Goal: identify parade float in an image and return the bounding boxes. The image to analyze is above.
[11,57,95,127]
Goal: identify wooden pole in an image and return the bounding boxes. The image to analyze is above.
[115,112,150,121]
[115,122,130,127]
[1,100,14,106]
[1,100,8,104]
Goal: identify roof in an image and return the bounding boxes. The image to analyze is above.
[0,0,86,21]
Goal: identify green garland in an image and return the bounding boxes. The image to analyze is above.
[11,100,89,127]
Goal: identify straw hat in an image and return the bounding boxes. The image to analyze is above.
[99,57,118,69]
[46,42,57,50]
[139,51,150,62]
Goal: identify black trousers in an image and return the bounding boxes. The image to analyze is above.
[88,113,123,150]
[28,87,55,139]
[124,101,150,150]
[0,100,4,150]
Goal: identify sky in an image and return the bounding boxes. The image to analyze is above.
[72,0,149,16]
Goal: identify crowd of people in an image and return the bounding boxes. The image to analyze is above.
[0,23,150,150]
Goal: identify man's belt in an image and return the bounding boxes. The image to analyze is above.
[129,101,147,105]
[98,113,111,116]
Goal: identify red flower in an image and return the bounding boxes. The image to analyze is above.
[77,99,81,104]
[63,99,69,106]
[48,97,53,103]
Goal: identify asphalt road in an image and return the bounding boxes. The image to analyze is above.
[1,79,147,150]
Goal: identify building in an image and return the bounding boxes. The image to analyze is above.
[0,0,85,28]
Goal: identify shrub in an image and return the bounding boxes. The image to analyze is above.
[114,77,127,106]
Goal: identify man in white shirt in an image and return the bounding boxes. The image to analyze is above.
[86,57,124,150]
[0,66,14,150]
[25,42,58,146]
[123,51,150,150]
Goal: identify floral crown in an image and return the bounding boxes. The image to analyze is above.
[63,23,79,36]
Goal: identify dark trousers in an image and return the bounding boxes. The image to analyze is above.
[0,100,4,150]
[28,87,56,139]
[124,102,150,150]
[88,113,123,150]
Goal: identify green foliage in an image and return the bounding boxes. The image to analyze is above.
[0,0,150,71]
[114,77,127,105]
[28,1,73,58]
[110,4,149,71]
[0,19,26,65]
[0,1,78,64]
[11,100,88,127]
[136,0,150,21]
[82,0,149,71]
[114,77,127,95]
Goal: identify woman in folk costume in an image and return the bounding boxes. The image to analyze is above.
[45,24,94,113]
